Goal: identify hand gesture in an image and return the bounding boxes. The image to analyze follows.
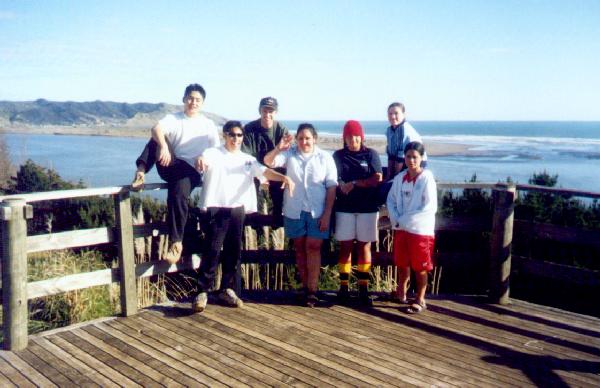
[195,156,207,172]
[157,144,172,166]
[339,181,355,195]
[282,176,295,197]
[278,133,294,152]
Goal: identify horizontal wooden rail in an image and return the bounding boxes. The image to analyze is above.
[27,255,202,299]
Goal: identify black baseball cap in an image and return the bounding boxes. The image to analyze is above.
[259,97,278,111]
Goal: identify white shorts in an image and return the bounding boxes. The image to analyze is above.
[335,212,379,242]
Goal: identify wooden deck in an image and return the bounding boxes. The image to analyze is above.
[1,294,599,387]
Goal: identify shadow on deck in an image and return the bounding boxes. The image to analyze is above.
[1,294,599,387]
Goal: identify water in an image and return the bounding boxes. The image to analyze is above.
[4,120,600,194]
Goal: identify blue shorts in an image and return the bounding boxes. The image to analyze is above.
[284,211,330,239]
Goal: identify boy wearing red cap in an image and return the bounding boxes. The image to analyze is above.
[332,120,383,305]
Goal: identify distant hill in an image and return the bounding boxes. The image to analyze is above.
[0,99,226,129]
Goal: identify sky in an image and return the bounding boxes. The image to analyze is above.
[1,0,599,121]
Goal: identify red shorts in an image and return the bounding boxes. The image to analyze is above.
[393,230,435,272]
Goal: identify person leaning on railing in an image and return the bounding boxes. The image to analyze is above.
[264,123,338,307]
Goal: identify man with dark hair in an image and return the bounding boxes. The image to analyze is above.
[131,83,220,263]
[241,97,289,225]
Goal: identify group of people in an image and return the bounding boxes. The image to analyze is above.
[130,83,437,315]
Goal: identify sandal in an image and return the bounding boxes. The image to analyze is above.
[406,300,427,314]
[306,293,319,308]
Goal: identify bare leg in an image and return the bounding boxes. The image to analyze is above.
[305,237,323,293]
[396,266,411,301]
[293,237,308,288]
[414,270,428,305]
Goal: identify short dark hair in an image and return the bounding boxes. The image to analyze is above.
[223,120,243,135]
[183,83,206,100]
[404,141,425,156]
[296,123,318,139]
[388,102,405,113]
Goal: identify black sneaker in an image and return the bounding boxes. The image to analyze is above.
[337,288,350,305]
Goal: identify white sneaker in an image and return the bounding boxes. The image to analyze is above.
[192,292,208,313]
[164,241,183,264]
[218,288,243,308]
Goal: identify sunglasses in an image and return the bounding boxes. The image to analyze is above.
[227,132,244,138]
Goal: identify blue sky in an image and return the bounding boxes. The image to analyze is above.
[1,1,599,120]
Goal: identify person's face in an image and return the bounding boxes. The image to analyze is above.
[260,107,276,129]
[387,106,405,127]
[344,135,362,152]
[296,129,315,153]
[224,127,244,151]
[404,149,423,172]
[183,91,204,116]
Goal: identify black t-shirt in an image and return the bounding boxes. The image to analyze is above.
[332,147,382,213]
[241,119,288,165]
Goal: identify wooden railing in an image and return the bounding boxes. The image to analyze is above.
[2,182,599,350]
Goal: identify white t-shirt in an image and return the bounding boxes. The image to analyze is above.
[159,112,220,169]
[386,169,437,236]
[199,146,267,213]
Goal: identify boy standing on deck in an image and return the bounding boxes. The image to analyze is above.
[130,84,220,264]
[242,97,289,225]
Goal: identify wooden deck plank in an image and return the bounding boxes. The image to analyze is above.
[419,299,600,360]
[104,316,270,387]
[0,350,58,387]
[44,334,142,387]
[30,337,120,388]
[163,308,362,387]
[323,297,600,387]
[250,302,489,387]
[57,330,159,387]
[139,309,337,388]
[0,356,35,387]
[193,305,394,387]
[2,294,599,387]
[25,340,101,387]
[327,300,597,387]
[74,325,184,387]
[81,325,189,388]
[280,301,529,387]
[95,320,220,388]
[216,302,445,387]
[115,312,305,388]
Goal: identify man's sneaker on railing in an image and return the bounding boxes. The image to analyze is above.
[130,171,145,191]
[218,288,244,308]
[164,241,183,264]
[192,292,208,313]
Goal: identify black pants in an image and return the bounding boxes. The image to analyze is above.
[197,206,245,293]
[136,139,202,242]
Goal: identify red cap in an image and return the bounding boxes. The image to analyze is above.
[343,120,364,142]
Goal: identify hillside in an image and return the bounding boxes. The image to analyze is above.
[0,99,227,134]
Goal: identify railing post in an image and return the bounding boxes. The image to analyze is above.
[114,191,137,316]
[1,198,33,350]
[489,183,516,305]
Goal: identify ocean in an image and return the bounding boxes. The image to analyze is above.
[4,121,600,194]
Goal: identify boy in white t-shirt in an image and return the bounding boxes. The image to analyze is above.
[130,84,220,264]
[192,120,294,313]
